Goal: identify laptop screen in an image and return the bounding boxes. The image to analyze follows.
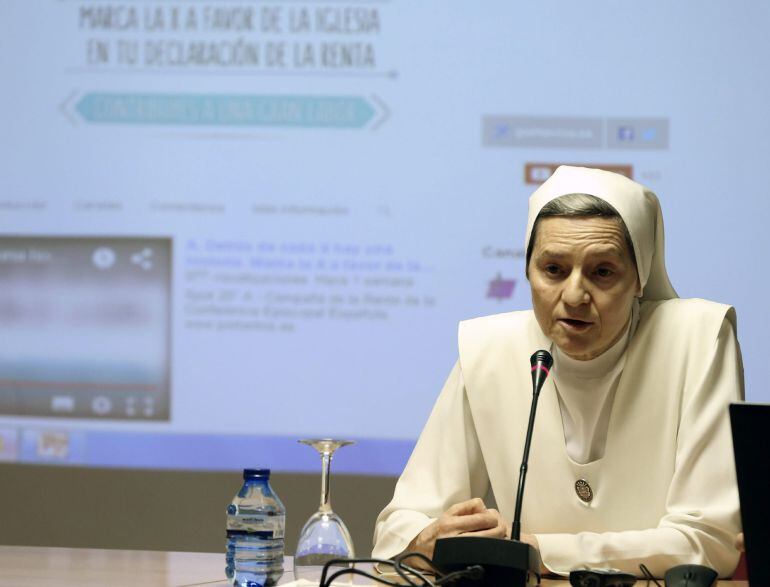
[730,403,770,586]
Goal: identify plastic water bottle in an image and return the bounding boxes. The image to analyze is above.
[226,469,286,587]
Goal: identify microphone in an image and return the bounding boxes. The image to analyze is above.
[512,349,553,541]
[432,349,553,587]
[530,350,553,397]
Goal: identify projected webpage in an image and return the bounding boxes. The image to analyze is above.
[0,1,768,472]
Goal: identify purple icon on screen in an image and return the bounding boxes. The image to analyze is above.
[487,273,516,301]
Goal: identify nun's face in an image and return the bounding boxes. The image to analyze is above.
[529,216,639,360]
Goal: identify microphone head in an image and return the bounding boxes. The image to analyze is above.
[530,349,553,369]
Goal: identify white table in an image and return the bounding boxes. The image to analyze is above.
[0,546,748,586]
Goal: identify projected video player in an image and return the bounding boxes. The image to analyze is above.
[0,236,171,421]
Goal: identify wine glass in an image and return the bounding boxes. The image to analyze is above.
[294,439,355,583]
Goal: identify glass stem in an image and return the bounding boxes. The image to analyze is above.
[319,451,332,513]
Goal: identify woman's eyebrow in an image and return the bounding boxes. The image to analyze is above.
[588,245,625,259]
[536,249,569,259]
[537,246,625,259]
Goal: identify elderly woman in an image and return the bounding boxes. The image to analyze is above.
[372,166,743,577]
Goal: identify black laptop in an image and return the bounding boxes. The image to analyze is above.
[730,402,770,586]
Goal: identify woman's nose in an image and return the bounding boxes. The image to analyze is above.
[562,271,590,306]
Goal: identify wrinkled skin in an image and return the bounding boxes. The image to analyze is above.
[406,498,542,571]
[528,216,639,360]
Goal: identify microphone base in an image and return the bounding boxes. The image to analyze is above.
[432,536,540,586]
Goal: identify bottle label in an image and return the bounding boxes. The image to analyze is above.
[226,530,275,538]
[227,515,285,538]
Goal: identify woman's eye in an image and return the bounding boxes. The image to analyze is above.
[595,267,614,278]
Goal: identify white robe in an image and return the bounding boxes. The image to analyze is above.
[372,298,744,577]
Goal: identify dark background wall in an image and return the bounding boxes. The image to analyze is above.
[0,464,398,555]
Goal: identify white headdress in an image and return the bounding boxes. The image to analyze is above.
[525,166,677,301]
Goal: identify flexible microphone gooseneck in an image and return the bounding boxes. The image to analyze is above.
[511,350,553,541]
[432,349,553,587]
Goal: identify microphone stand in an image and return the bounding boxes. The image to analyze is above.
[432,351,553,587]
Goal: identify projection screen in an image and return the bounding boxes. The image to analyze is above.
[1,1,768,473]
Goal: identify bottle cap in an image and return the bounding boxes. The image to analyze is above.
[243,468,270,479]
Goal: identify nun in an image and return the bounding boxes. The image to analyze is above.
[372,166,744,577]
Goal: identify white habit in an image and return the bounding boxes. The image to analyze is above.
[372,299,743,576]
[372,167,743,577]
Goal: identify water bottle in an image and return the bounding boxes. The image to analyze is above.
[226,469,286,587]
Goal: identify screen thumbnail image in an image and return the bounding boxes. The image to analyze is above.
[0,236,171,421]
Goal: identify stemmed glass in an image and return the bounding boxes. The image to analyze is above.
[294,439,355,583]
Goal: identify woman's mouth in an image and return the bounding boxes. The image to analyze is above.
[558,318,593,332]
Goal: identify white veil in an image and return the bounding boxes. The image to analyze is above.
[525,165,677,302]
